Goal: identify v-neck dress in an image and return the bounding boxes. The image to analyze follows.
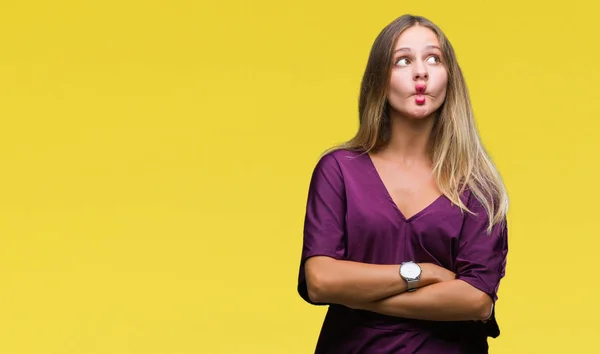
[297,149,508,354]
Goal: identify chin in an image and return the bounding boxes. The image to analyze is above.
[389,103,440,121]
[407,106,437,119]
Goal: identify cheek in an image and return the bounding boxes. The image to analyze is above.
[431,70,448,96]
[388,71,413,95]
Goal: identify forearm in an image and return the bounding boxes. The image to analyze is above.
[355,279,493,321]
[304,256,439,305]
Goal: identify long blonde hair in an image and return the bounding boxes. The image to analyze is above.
[329,14,508,232]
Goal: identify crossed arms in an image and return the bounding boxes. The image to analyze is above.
[304,256,494,321]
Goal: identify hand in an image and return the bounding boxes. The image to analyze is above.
[418,263,456,287]
[434,265,456,283]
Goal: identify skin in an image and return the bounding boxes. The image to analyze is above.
[305,25,493,322]
[387,25,448,122]
[367,25,450,219]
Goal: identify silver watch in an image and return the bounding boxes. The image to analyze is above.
[399,261,421,292]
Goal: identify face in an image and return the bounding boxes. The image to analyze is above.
[387,25,448,120]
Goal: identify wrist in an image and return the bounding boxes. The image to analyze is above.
[399,261,422,292]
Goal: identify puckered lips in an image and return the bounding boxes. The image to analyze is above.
[414,84,427,105]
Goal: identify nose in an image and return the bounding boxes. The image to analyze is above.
[413,61,428,81]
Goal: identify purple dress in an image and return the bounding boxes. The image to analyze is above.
[297,149,508,354]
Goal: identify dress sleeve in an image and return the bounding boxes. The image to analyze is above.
[297,153,347,305]
[455,191,508,303]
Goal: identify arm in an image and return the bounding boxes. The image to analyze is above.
[354,192,508,322]
[354,279,493,321]
[304,256,450,304]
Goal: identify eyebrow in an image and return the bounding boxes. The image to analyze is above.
[394,45,441,53]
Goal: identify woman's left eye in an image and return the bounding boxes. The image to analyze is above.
[427,56,441,64]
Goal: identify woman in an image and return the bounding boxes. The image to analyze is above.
[297,14,509,353]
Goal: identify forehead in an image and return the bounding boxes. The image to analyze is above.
[394,25,440,50]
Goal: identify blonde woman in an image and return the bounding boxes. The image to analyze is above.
[297,14,509,353]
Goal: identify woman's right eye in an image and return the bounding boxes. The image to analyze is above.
[395,58,410,66]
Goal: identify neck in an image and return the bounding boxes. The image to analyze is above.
[380,111,436,165]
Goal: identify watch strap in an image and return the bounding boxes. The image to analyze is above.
[406,278,419,292]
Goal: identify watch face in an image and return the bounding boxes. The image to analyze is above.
[401,262,421,279]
